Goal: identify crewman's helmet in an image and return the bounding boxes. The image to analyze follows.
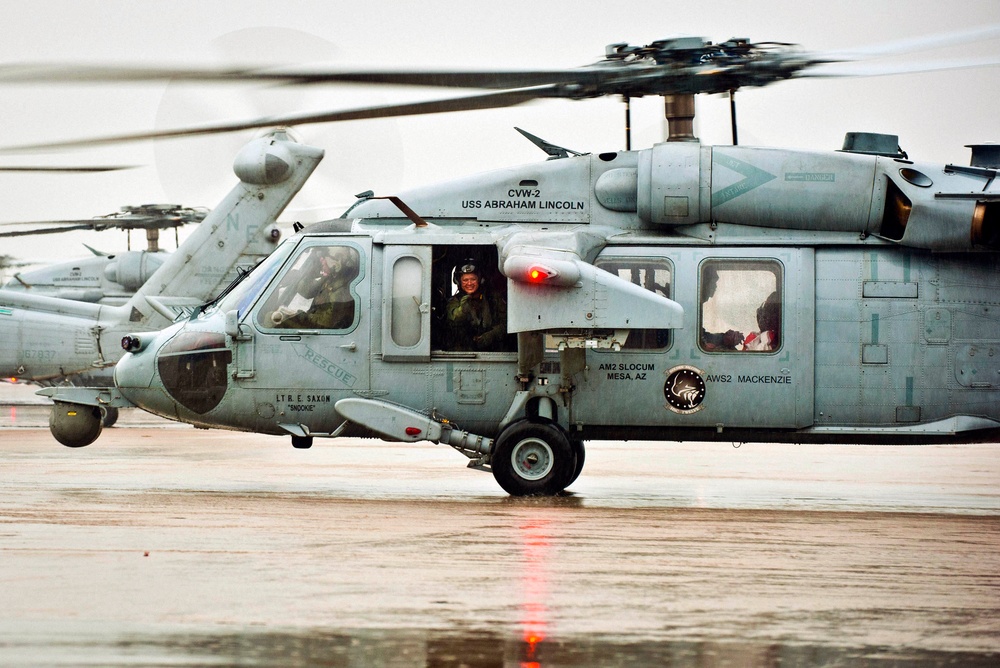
[453,259,481,285]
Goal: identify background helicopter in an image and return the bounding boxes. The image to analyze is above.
[1,204,208,304]
[0,163,133,282]
[7,6,998,495]
[0,130,313,444]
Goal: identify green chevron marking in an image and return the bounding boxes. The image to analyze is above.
[712,154,777,206]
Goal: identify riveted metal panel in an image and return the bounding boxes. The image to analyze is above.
[862,343,889,364]
[456,369,486,404]
[863,281,918,298]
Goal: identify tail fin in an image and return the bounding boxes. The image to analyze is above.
[117,132,324,325]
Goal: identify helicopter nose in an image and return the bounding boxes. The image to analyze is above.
[116,323,232,418]
[114,328,173,415]
[115,343,154,391]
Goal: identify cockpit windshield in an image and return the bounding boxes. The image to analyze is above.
[210,239,299,318]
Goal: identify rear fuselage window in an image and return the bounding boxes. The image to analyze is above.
[699,259,782,353]
[594,256,673,350]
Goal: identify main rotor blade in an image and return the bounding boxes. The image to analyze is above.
[5,23,998,88]
[802,56,1000,78]
[0,165,135,172]
[0,208,204,231]
[1,26,995,155]
[0,224,97,237]
[0,62,272,84]
[0,61,585,90]
[819,24,1000,61]
[0,88,550,151]
[0,219,107,228]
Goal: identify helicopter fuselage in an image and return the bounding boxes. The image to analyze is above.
[61,137,1000,494]
[114,222,1000,445]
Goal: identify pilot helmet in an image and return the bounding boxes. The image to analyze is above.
[315,245,359,278]
[453,259,482,285]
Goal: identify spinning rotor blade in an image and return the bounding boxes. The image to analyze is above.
[0,223,97,238]
[1,25,996,153]
[0,218,114,227]
[0,253,33,269]
[2,24,996,94]
[801,56,1000,78]
[0,205,207,238]
[0,165,134,172]
[0,61,585,90]
[1,88,548,151]
[818,24,1000,61]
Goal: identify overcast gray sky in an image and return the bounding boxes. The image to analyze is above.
[0,0,997,269]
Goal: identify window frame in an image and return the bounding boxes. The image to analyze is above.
[253,240,366,335]
[697,257,783,354]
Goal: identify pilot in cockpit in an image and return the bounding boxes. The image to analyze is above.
[265,246,358,330]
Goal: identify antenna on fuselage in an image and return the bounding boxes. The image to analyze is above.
[514,127,583,160]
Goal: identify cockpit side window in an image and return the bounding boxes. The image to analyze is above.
[256,244,361,331]
[699,259,782,353]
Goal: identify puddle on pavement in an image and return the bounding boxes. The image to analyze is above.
[3,628,998,667]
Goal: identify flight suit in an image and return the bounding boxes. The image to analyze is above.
[445,290,508,351]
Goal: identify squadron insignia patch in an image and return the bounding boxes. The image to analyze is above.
[664,366,706,414]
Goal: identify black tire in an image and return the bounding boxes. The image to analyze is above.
[291,435,313,449]
[491,420,574,496]
[100,406,120,428]
[566,439,586,487]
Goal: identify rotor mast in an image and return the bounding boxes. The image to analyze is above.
[663,93,697,142]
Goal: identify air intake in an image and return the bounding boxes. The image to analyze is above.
[966,143,1000,169]
[841,132,905,158]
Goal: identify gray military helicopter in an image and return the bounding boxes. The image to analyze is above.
[1,204,208,304]
[13,32,1000,496]
[0,163,134,291]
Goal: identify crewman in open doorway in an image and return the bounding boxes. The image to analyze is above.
[445,259,508,351]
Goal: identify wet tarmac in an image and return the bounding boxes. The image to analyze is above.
[2,383,999,666]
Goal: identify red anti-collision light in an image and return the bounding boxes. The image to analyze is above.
[405,427,422,436]
[504,256,578,287]
[527,265,556,283]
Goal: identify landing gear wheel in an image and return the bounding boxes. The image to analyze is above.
[567,439,586,487]
[100,406,120,428]
[291,435,313,449]
[491,420,574,496]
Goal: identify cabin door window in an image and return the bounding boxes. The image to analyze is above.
[699,259,782,353]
